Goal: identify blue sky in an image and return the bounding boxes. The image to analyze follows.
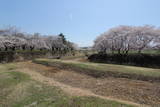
[0,0,160,46]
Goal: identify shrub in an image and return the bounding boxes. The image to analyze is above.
[88,53,160,68]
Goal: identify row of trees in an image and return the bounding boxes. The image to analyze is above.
[0,27,77,53]
[93,25,160,54]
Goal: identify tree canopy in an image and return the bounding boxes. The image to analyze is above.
[93,25,160,54]
[0,27,77,52]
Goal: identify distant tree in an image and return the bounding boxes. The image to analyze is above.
[58,33,67,44]
[0,36,5,51]
[0,27,76,55]
[93,25,160,54]
[130,25,157,53]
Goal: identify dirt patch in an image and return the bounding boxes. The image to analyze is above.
[16,61,160,107]
[43,70,160,106]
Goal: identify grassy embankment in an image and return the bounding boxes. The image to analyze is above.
[34,58,160,82]
[0,63,136,107]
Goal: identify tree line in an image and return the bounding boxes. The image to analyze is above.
[0,27,77,54]
[93,25,160,54]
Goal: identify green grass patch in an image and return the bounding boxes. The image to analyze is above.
[14,82,135,107]
[0,71,30,107]
[61,55,85,60]
[0,71,30,89]
[34,59,160,79]
[0,63,17,73]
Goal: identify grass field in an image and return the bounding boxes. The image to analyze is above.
[0,63,136,107]
[34,58,160,81]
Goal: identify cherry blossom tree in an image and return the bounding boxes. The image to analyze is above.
[0,27,77,53]
[93,25,160,54]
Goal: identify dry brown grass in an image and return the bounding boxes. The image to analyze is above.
[18,61,160,106]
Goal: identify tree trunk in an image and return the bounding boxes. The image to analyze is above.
[138,49,141,54]
[125,50,129,54]
[22,46,26,50]
[118,49,121,54]
[5,47,8,51]
[12,47,15,51]
[30,46,34,51]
